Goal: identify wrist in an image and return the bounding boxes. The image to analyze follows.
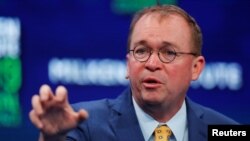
[39,132,66,141]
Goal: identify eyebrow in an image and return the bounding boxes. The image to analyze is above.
[161,41,179,50]
[133,40,179,50]
[133,40,147,49]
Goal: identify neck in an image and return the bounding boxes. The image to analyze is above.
[141,100,184,123]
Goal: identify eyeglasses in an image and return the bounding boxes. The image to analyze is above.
[129,45,198,63]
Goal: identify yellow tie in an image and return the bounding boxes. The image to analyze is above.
[154,125,172,141]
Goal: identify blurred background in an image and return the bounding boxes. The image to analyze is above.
[0,0,249,140]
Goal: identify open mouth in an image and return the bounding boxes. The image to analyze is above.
[144,79,158,84]
[142,77,162,88]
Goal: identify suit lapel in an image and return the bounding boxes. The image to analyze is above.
[186,98,207,141]
[109,89,145,141]
[108,90,209,141]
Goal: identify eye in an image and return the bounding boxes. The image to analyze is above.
[160,47,176,56]
[166,50,176,55]
[134,46,149,55]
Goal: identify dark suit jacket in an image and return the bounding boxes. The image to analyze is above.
[67,88,238,141]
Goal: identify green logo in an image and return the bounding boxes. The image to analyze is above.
[0,17,21,127]
[112,0,177,14]
[0,57,22,127]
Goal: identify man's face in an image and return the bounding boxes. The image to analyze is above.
[127,13,204,108]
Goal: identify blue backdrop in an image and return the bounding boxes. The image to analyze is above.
[0,0,249,140]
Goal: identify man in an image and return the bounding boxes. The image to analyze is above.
[29,5,238,141]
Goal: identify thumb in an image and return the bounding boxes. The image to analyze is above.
[77,109,89,122]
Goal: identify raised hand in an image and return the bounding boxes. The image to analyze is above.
[29,84,88,140]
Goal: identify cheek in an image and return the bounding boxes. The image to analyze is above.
[166,64,193,84]
[127,62,143,89]
[127,58,142,77]
[128,65,141,80]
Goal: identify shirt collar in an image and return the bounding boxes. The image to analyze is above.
[132,97,187,141]
[167,100,187,141]
[132,97,158,141]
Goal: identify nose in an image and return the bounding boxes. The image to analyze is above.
[145,52,162,71]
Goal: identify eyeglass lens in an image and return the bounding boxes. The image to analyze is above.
[132,45,176,63]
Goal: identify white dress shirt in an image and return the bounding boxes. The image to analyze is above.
[132,97,188,141]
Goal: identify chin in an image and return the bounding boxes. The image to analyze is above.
[143,99,162,107]
[142,94,162,103]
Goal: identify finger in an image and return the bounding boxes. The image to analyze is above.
[32,95,44,115]
[55,85,68,103]
[40,84,54,102]
[77,109,89,122]
[29,110,43,129]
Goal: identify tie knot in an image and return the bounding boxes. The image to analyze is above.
[154,125,172,141]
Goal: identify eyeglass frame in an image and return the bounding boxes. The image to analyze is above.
[128,45,199,63]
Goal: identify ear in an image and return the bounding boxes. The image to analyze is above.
[125,54,130,79]
[191,56,205,80]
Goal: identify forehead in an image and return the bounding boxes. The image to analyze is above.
[130,13,193,51]
[135,12,188,29]
[134,13,190,39]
